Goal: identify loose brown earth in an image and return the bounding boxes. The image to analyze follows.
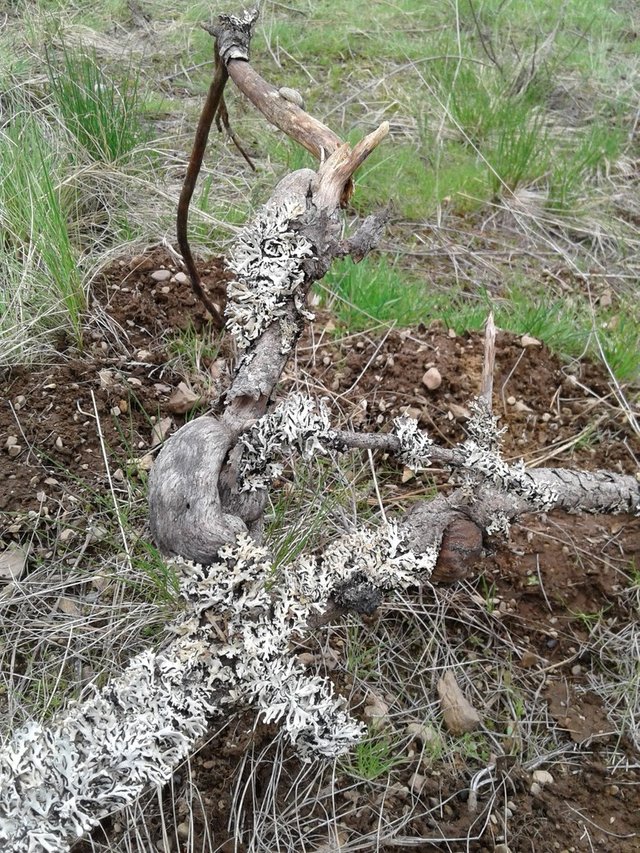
[1,248,639,852]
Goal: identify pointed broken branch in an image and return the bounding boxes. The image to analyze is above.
[480,311,496,406]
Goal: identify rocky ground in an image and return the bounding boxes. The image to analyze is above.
[1,247,639,852]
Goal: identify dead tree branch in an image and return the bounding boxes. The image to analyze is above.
[176,45,228,325]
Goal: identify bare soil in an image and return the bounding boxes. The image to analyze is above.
[1,247,639,852]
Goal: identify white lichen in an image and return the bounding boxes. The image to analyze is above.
[458,399,556,508]
[459,441,558,511]
[485,510,512,536]
[393,415,434,471]
[226,200,314,351]
[0,516,435,852]
[465,398,506,452]
[237,392,333,491]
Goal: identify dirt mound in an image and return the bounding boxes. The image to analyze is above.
[0,248,229,520]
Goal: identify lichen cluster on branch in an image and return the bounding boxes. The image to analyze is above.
[0,514,434,853]
[460,399,558,518]
[225,200,314,352]
[237,392,333,491]
[393,415,435,471]
[237,394,559,525]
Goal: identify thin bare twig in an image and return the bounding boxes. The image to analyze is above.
[176,46,227,325]
[214,92,256,171]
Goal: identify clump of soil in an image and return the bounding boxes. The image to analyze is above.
[2,247,639,853]
[0,248,229,520]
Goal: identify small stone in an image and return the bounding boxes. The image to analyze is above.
[571,664,582,676]
[532,769,554,786]
[89,525,108,543]
[59,528,75,544]
[151,269,171,282]
[541,412,552,422]
[118,399,129,414]
[174,272,188,285]
[129,254,154,272]
[55,436,64,450]
[136,349,153,362]
[530,781,543,797]
[422,367,442,391]
[8,443,22,458]
[448,328,456,338]
[448,403,470,421]
[168,382,201,415]
[409,772,426,794]
[520,335,542,348]
[44,477,59,486]
[506,396,517,406]
[14,395,26,410]
[151,417,173,446]
[161,286,171,294]
[5,435,18,449]
[136,453,154,472]
[599,289,612,308]
[514,400,533,413]
[110,406,121,417]
[177,822,189,840]
[494,845,512,853]
[127,377,143,388]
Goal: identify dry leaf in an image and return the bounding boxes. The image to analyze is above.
[56,596,82,617]
[0,544,28,582]
[151,417,173,447]
[437,670,482,734]
[520,335,542,348]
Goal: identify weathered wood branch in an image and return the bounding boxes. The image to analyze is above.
[154,9,640,581]
[151,11,390,561]
[202,10,342,162]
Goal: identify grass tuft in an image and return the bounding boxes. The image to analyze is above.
[0,109,84,354]
[46,43,145,163]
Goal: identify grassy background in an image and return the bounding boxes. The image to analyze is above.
[0,0,638,375]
